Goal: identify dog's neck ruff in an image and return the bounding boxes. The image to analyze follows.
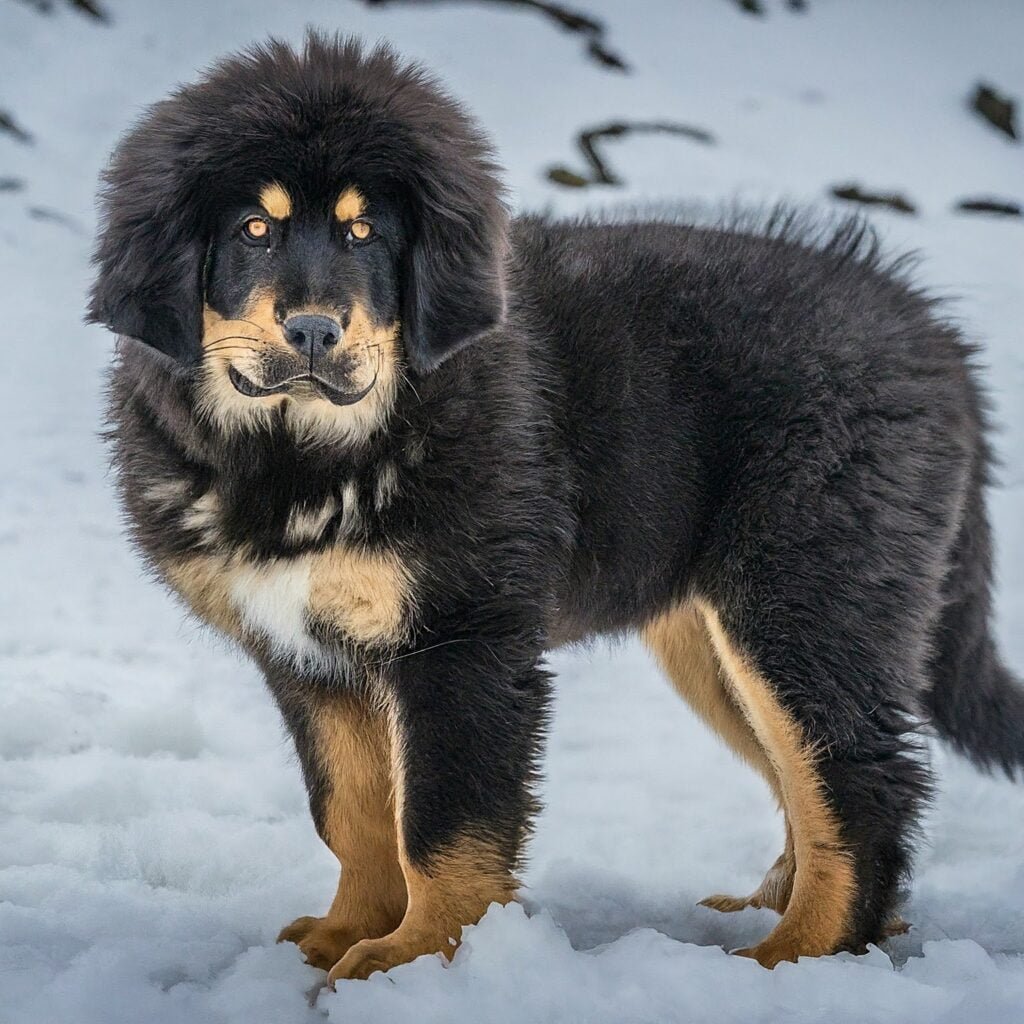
[109,337,423,674]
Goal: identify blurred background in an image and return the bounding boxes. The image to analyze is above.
[2,2,1022,1022]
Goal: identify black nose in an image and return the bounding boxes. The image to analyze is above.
[283,314,341,358]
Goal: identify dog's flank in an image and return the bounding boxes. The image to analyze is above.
[94,33,1024,983]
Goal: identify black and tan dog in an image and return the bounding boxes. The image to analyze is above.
[91,35,1024,982]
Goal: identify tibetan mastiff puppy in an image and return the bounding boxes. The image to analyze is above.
[91,35,1024,982]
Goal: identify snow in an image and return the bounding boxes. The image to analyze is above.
[2,1,1023,1021]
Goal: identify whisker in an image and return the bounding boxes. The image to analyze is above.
[204,334,261,345]
[202,347,258,357]
[201,348,257,357]
[236,318,271,334]
[367,637,489,668]
[201,341,264,355]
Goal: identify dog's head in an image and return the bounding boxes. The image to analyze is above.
[90,35,508,440]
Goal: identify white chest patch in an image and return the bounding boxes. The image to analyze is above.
[203,542,411,674]
[228,557,326,668]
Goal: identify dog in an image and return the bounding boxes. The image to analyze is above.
[91,34,1024,983]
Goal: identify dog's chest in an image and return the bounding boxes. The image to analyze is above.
[138,466,411,671]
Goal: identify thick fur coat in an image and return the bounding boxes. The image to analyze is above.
[92,35,1024,981]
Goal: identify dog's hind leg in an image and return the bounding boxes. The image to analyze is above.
[696,599,930,966]
[643,604,795,915]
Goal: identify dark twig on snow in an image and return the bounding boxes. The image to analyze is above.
[731,1,808,15]
[0,111,34,145]
[359,0,628,72]
[0,177,26,192]
[955,197,1022,218]
[831,184,916,215]
[13,0,109,20]
[28,206,84,233]
[547,120,716,188]
[969,83,1018,141]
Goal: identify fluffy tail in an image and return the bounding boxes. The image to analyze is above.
[926,453,1024,778]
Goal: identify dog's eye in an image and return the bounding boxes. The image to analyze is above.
[241,217,271,243]
[348,219,373,242]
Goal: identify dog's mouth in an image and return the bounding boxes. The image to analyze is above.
[227,359,378,407]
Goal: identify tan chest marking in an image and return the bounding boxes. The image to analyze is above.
[308,547,412,647]
[162,544,413,664]
[163,555,239,636]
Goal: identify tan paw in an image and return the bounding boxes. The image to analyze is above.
[699,851,794,916]
[277,915,360,971]
[736,915,910,968]
[733,920,835,968]
[327,927,454,985]
[700,892,765,913]
[734,937,801,969]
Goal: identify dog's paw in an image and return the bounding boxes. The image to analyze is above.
[699,892,762,913]
[277,915,360,971]
[699,851,794,916]
[327,927,454,985]
[733,936,801,969]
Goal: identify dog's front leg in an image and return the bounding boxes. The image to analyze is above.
[327,636,551,984]
[274,688,408,971]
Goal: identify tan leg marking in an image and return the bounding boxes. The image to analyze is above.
[327,701,516,983]
[644,604,784,783]
[328,836,516,984]
[334,186,365,224]
[697,601,856,967]
[643,604,795,916]
[259,182,292,220]
[278,698,407,970]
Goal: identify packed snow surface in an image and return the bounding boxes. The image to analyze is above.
[1,1,1022,1021]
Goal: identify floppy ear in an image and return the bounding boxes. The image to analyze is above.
[88,109,206,365]
[89,222,204,364]
[402,201,508,375]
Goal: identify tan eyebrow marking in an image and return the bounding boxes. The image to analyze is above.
[334,187,366,223]
[259,182,292,220]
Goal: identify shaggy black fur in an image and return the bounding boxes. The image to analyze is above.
[93,34,1023,967]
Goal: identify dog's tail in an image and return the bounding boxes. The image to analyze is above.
[925,449,1024,778]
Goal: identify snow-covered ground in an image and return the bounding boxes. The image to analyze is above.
[2,1,1023,1021]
